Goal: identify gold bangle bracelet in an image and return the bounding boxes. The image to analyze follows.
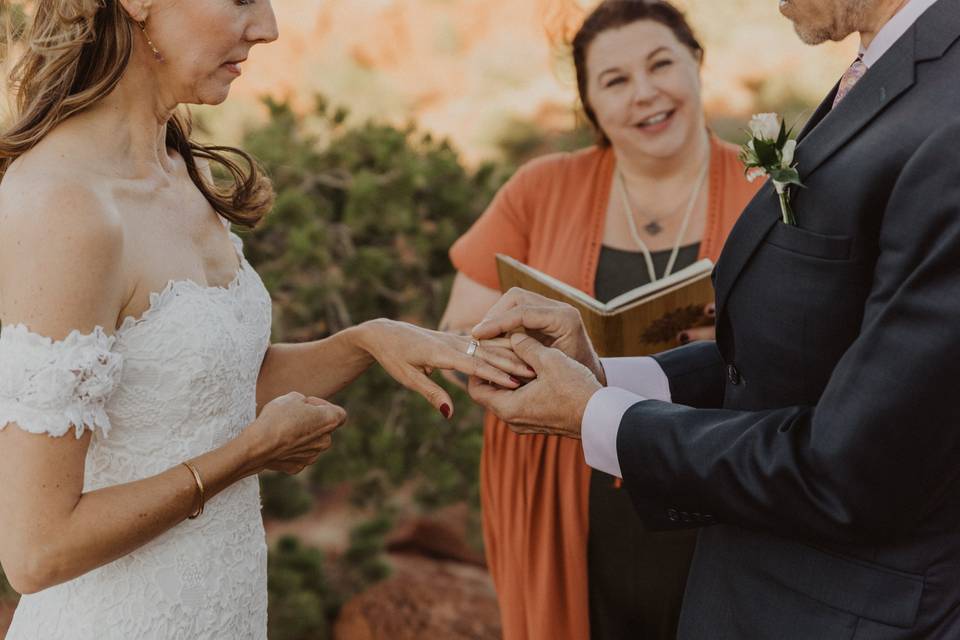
[182,461,205,520]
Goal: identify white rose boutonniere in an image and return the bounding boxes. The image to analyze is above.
[739,113,804,226]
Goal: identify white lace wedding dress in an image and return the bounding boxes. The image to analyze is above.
[0,230,274,639]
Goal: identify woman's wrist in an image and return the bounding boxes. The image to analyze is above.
[349,319,389,358]
[226,427,270,480]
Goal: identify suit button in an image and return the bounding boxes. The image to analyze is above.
[667,508,680,522]
[728,364,741,385]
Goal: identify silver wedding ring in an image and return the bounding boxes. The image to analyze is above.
[466,339,480,357]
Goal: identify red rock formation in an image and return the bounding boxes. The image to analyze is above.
[333,554,501,640]
[334,505,500,640]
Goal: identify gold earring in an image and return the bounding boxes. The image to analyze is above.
[137,20,164,62]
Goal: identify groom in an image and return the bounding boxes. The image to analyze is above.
[468,0,960,637]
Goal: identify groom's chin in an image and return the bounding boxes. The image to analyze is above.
[779,0,832,45]
[792,22,833,45]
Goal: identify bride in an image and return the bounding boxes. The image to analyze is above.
[0,2,529,638]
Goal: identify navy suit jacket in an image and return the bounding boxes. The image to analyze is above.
[616,1,960,637]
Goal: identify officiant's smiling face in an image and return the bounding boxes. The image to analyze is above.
[779,0,875,44]
[583,20,704,162]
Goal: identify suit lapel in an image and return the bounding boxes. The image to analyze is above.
[792,37,916,182]
[708,84,842,315]
[713,0,960,317]
[797,81,839,142]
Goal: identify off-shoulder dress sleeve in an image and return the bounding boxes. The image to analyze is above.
[0,324,123,438]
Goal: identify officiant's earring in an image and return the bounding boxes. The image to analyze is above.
[137,20,164,62]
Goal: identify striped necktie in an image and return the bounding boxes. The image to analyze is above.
[832,55,868,108]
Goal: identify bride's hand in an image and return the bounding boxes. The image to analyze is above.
[242,392,347,475]
[355,319,535,418]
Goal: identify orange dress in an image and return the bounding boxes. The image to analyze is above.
[450,137,760,640]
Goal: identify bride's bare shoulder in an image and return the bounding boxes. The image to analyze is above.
[0,144,122,248]
[0,148,125,331]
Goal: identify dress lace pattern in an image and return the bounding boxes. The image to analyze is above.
[4,232,274,640]
[0,326,122,439]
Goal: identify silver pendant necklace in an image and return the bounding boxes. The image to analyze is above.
[616,156,710,282]
[643,219,664,236]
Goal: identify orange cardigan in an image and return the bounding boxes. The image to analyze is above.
[450,137,760,640]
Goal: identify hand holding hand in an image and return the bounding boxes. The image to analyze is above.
[244,392,347,475]
[356,319,535,418]
[471,288,605,384]
[467,333,602,439]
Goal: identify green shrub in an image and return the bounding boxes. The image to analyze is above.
[267,536,339,640]
[342,514,393,587]
[240,97,501,515]
[260,473,313,521]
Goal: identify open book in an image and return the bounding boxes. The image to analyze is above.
[496,254,715,357]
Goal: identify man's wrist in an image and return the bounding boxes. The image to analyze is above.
[574,377,604,434]
[581,387,644,477]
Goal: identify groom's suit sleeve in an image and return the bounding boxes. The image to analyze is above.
[651,341,727,409]
[582,344,727,477]
[614,120,960,543]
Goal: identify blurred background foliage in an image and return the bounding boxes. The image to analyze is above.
[0,574,13,601]
[268,536,340,640]
[242,95,503,518]
[238,96,511,637]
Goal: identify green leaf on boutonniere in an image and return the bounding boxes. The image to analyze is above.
[753,139,779,168]
[768,167,804,187]
[777,120,788,147]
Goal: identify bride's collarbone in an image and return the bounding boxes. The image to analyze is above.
[116,204,241,327]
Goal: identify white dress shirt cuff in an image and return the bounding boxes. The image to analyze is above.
[581,387,647,478]
[600,356,672,401]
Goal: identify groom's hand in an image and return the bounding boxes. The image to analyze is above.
[471,288,605,385]
[467,333,602,439]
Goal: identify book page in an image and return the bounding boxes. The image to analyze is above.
[602,259,714,311]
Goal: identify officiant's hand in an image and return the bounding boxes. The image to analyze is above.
[356,319,534,419]
[471,288,605,385]
[467,333,602,439]
[677,303,716,346]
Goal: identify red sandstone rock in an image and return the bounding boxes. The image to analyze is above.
[385,505,485,567]
[333,554,501,640]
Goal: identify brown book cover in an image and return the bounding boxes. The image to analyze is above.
[495,254,715,357]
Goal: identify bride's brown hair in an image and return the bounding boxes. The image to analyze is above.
[0,0,274,228]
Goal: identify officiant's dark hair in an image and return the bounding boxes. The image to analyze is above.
[573,0,704,147]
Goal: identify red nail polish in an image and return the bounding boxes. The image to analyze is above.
[509,376,522,385]
[440,403,451,419]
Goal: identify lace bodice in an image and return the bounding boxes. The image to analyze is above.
[3,231,273,640]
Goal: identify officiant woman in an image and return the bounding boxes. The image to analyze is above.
[440,2,759,638]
